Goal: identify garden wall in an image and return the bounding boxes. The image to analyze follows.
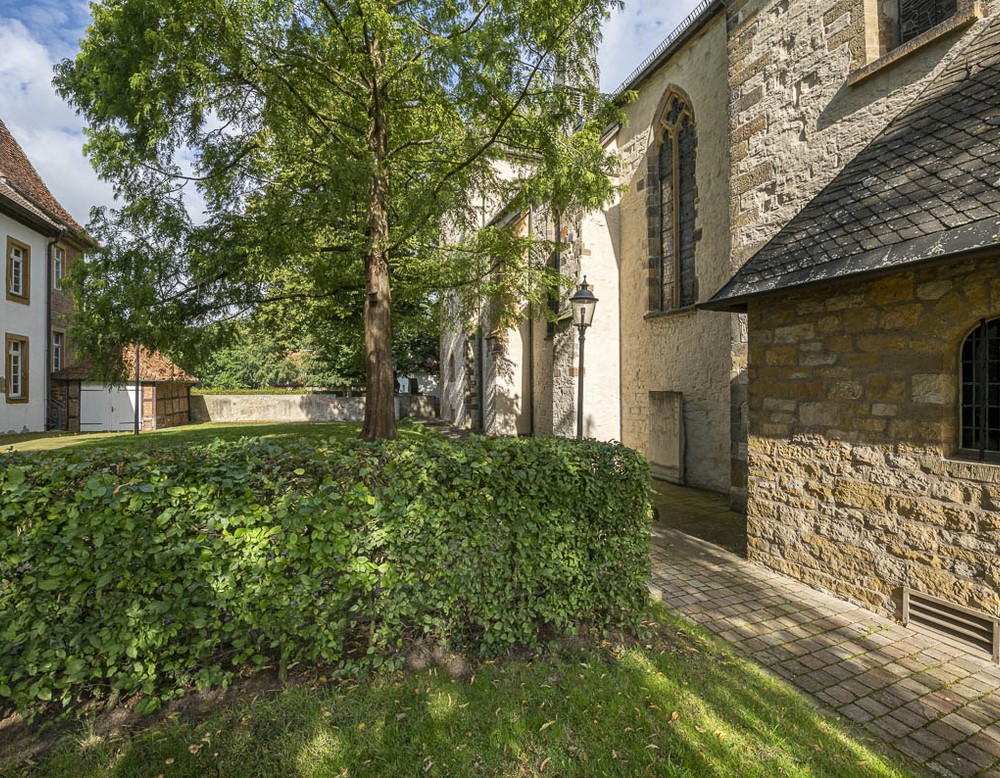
[189,393,438,423]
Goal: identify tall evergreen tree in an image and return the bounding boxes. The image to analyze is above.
[57,0,621,438]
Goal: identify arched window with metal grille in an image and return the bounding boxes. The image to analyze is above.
[961,317,1000,459]
[652,91,697,312]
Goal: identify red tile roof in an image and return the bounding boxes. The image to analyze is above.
[0,118,85,235]
[53,345,197,384]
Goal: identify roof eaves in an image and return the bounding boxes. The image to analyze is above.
[702,217,1000,311]
[611,0,725,100]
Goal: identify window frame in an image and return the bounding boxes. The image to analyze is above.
[651,90,698,314]
[52,329,65,372]
[52,245,65,289]
[959,317,1000,461]
[896,0,958,45]
[5,333,29,404]
[6,237,30,304]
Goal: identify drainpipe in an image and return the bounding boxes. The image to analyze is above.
[134,343,141,434]
[44,230,65,430]
[477,325,486,433]
[526,206,535,436]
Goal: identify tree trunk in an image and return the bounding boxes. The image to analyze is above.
[361,31,397,441]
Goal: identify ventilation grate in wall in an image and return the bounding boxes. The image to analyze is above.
[903,588,999,663]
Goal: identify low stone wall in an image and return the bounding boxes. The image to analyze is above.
[190,393,438,424]
[746,256,1000,619]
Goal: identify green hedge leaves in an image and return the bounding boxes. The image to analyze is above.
[0,433,650,712]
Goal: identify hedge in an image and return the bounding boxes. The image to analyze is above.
[0,433,651,713]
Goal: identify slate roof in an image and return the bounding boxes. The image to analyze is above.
[0,118,86,236]
[53,346,197,384]
[705,14,1000,311]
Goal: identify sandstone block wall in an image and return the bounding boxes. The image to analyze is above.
[728,0,993,265]
[727,0,994,511]
[747,256,1000,619]
[617,10,738,494]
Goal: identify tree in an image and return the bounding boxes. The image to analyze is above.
[56,0,622,439]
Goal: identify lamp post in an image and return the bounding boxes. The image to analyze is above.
[569,277,598,440]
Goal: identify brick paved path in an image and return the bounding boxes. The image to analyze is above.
[650,525,1000,778]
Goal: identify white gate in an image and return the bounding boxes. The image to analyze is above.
[79,383,139,432]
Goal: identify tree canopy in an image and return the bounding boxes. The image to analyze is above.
[57,0,624,438]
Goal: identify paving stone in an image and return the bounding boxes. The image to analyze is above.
[840,703,874,723]
[824,684,859,706]
[961,700,1000,728]
[953,740,998,770]
[930,751,981,778]
[895,735,937,761]
[926,718,967,745]
[913,726,959,754]
[872,714,914,738]
[890,706,934,730]
[648,524,1000,778]
[967,731,1000,759]
[941,712,985,737]
[856,696,891,717]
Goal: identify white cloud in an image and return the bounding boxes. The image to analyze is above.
[0,0,707,229]
[598,0,706,93]
[0,17,116,226]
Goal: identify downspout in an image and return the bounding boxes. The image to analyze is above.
[44,230,65,430]
[134,343,141,434]
[477,325,485,433]
[526,206,535,436]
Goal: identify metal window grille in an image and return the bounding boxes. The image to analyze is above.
[961,318,1000,459]
[656,95,697,311]
[898,0,958,43]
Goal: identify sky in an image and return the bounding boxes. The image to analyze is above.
[0,0,704,227]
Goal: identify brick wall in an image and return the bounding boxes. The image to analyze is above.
[50,242,81,368]
[747,255,1000,619]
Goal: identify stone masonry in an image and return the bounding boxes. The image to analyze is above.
[617,8,742,496]
[724,0,993,504]
[727,0,989,268]
[747,255,1000,619]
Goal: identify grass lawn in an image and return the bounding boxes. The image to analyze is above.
[0,421,418,454]
[0,606,917,778]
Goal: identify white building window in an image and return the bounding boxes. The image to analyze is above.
[6,335,28,402]
[6,238,29,303]
[52,331,64,372]
[9,246,24,297]
[53,247,65,288]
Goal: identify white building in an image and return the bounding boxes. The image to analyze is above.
[0,119,91,434]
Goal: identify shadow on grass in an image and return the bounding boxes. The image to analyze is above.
[15,608,918,778]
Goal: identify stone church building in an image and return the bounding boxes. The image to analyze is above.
[442,0,1000,641]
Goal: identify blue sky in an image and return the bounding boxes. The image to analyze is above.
[0,0,703,225]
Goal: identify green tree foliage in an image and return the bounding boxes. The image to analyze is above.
[56,0,623,438]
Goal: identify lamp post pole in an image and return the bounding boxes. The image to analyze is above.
[569,278,598,440]
[576,314,586,440]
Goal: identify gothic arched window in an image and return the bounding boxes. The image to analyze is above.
[961,317,1000,458]
[652,92,697,312]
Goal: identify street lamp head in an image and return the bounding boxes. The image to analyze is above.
[569,277,598,328]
